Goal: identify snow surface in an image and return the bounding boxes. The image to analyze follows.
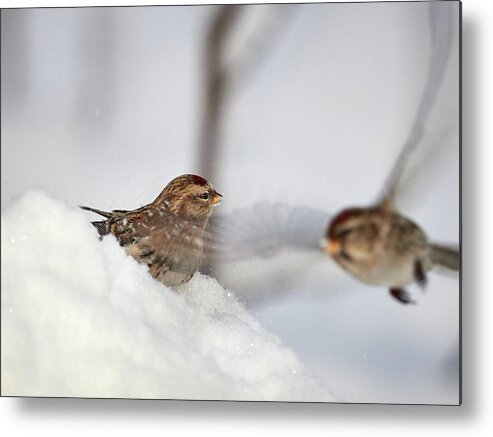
[1,191,334,401]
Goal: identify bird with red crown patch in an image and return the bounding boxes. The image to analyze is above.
[81,174,222,287]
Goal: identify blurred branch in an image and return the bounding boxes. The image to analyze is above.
[197,5,243,180]
[223,5,295,95]
[196,5,295,181]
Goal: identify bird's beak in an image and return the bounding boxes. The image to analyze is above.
[212,191,223,206]
[326,238,341,256]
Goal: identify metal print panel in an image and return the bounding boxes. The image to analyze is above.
[1,1,460,404]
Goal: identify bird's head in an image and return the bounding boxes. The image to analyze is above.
[155,174,222,223]
[325,207,384,264]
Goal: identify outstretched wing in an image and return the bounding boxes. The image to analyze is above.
[378,2,454,204]
[198,202,334,305]
[203,201,331,262]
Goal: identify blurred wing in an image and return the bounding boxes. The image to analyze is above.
[378,2,453,204]
[203,201,331,262]
[200,202,341,306]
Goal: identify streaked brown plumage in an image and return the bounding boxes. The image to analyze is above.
[326,202,459,304]
[81,174,222,287]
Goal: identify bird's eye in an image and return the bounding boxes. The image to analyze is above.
[199,192,210,200]
[340,229,353,238]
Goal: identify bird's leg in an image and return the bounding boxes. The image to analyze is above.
[389,288,415,305]
[414,259,427,290]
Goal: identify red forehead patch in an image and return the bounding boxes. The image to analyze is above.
[327,207,363,237]
[189,174,209,186]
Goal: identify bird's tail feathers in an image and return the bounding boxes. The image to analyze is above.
[80,205,115,219]
[90,220,112,237]
[429,244,460,271]
[80,205,115,237]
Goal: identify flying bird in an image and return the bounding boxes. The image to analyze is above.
[324,2,458,304]
[325,201,459,304]
[203,3,458,305]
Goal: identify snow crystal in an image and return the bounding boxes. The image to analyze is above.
[1,190,334,401]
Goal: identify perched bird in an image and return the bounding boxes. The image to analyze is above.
[81,174,222,287]
[325,201,459,304]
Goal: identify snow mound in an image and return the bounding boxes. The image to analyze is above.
[1,191,334,401]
